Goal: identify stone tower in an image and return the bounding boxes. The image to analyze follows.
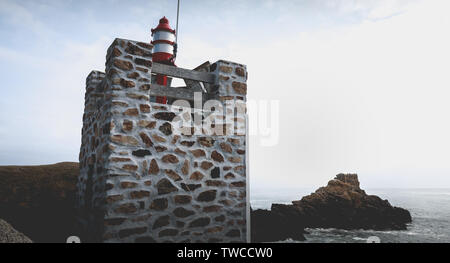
[77,37,248,243]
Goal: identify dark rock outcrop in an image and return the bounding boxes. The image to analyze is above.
[251,208,306,242]
[251,174,412,242]
[290,174,412,230]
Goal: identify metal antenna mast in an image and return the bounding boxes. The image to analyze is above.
[174,0,180,59]
[176,0,180,43]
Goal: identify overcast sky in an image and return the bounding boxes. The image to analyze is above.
[1,0,449,189]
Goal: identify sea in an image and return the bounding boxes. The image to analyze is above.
[250,188,450,243]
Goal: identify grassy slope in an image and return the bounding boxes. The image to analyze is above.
[0,162,79,243]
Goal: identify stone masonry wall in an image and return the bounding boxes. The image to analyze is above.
[77,38,248,243]
[78,70,109,240]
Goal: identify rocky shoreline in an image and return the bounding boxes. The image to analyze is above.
[251,174,412,242]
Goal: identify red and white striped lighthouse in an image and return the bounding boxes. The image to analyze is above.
[151,16,176,104]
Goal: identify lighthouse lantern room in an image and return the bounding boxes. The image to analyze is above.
[151,16,177,104]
